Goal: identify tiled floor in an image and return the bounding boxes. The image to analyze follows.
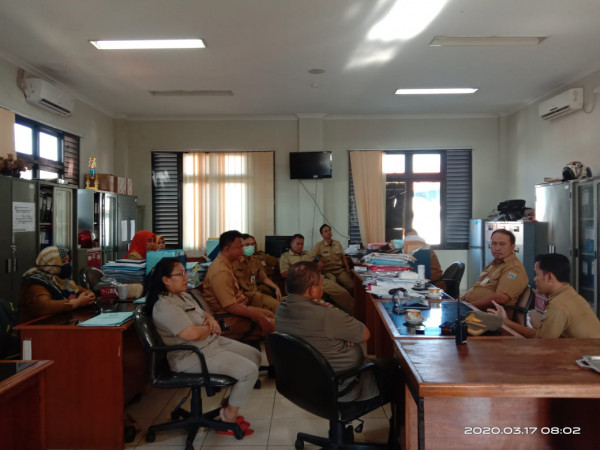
[125,371,391,449]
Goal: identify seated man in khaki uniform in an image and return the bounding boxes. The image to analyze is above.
[488,253,600,338]
[280,234,355,315]
[233,234,282,313]
[203,230,274,339]
[312,224,353,294]
[461,229,528,312]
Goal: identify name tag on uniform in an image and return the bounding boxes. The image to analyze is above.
[480,277,490,285]
[250,275,256,284]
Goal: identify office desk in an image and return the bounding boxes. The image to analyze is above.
[16,306,146,449]
[395,339,600,450]
[0,360,53,450]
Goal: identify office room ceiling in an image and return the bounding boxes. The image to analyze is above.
[0,0,599,119]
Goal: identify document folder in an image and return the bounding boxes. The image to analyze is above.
[78,311,133,327]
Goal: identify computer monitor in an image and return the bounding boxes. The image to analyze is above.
[264,235,294,258]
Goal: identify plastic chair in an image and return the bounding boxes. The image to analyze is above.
[133,304,247,449]
[266,332,389,449]
[430,261,465,299]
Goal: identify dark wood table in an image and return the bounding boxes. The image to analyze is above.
[0,360,53,450]
[15,305,146,449]
[395,339,600,449]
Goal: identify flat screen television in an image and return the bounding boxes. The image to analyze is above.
[289,151,332,179]
[264,235,293,258]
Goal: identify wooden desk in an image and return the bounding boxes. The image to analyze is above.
[395,339,600,449]
[16,307,146,449]
[0,360,53,450]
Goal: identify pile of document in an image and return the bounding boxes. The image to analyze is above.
[101,259,146,283]
[362,252,414,267]
[186,262,201,288]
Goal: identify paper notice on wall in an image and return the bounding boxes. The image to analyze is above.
[13,202,35,232]
[121,220,128,242]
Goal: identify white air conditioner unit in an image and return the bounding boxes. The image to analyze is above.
[24,78,75,116]
[538,88,583,120]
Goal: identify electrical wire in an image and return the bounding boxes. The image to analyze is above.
[298,179,350,240]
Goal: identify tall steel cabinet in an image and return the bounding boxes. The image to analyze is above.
[535,178,600,316]
[76,190,138,271]
[0,177,38,301]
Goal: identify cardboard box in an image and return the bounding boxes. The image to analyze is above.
[117,176,127,194]
[126,178,133,195]
[97,173,116,192]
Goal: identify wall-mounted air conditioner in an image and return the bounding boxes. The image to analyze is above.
[24,78,75,116]
[538,88,583,121]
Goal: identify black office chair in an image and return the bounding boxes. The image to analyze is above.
[133,304,248,450]
[504,286,535,326]
[431,261,465,299]
[79,266,105,294]
[266,332,389,449]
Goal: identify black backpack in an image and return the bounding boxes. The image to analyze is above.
[0,299,21,360]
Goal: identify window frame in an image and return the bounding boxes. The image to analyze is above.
[14,115,70,181]
[348,149,471,250]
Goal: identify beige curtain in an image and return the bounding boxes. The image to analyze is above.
[182,151,274,251]
[350,151,386,245]
[0,107,16,155]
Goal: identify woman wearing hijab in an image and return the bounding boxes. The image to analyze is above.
[155,235,166,250]
[19,246,96,323]
[125,230,157,259]
[147,257,260,436]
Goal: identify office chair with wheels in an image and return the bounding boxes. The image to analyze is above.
[503,286,535,326]
[266,332,390,449]
[430,261,465,299]
[133,304,247,450]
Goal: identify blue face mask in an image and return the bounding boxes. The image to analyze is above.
[243,245,255,257]
[59,263,72,279]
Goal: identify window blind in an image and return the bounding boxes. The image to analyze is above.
[151,152,182,248]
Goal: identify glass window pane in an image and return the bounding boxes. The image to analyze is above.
[413,154,440,173]
[39,169,58,180]
[14,124,33,155]
[224,154,246,175]
[383,154,405,174]
[412,181,441,245]
[39,132,59,161]
[20,170,33,180]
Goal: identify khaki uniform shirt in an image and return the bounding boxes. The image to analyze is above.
[279,250,314,273]
[465,253,528,306]
[255,251,279,274]
[202,253,248,314]
[233,256,267,294]
[536,284,600,338]
[312,239,346,273]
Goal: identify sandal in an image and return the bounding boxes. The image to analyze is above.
[216,421,254,437]
[236,416,250,427]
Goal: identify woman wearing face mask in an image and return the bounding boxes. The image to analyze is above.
[19,246,96,323]
[233,234,282,313]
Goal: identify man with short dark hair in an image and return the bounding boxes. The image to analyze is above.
[275,262,380,402]
[280,234,355,314]
[488,253,600,338]
[312,224,353,293]
[203,230,274,338]
[461,229,528,311]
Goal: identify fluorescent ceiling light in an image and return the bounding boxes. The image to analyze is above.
[395,88,478,95]
[149,90,233,96]
[429,36,546,46]
[90,39,205,50]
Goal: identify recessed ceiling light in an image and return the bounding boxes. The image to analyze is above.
[90,39,205,50]
[149,90,233,96]
[429,36,546,46]
[308,69,326,74]
[395,88,478,95]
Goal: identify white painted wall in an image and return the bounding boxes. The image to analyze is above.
[506,69,600,204]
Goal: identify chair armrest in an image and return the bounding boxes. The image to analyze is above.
[334,362,380,398]
[149,343,211,384]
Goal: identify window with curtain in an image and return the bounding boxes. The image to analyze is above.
[182,151,274,251]
[349,149,471,249]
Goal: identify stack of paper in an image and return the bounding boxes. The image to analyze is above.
[102,260,146,283]
[78,311,133,327]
